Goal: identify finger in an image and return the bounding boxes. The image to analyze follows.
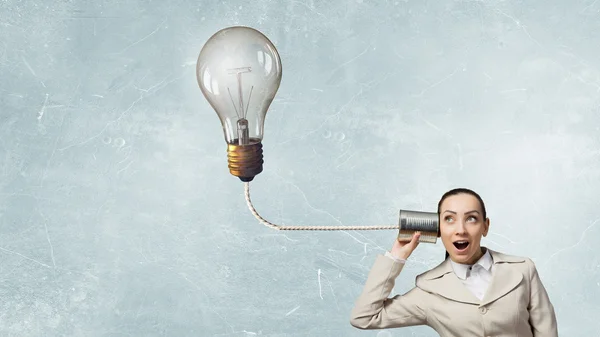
[409,231,421,248]
[397,236,411,243]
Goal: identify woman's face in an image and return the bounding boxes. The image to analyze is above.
[440,193,489,264]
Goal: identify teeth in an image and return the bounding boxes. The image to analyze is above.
[455,241,468,244]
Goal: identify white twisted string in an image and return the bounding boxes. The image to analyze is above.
[244,182,401,231]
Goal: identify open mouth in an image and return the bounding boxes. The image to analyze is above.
[453,241,470,251]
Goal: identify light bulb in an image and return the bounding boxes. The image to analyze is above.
[196,26,282,182]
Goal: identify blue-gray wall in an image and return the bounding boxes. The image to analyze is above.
[1,0,598,336]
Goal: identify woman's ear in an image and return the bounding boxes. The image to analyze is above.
[483,218,490,237]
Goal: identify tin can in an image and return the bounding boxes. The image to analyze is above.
[398,210,439,244]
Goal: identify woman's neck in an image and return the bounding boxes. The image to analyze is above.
[466,247,485,265]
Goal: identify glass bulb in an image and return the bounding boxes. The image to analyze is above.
[196,26,282,146]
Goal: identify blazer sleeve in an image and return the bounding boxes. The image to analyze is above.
[349,254,428,329]
[527,258,558,337]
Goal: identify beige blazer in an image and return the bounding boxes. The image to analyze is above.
[350,248,557,337]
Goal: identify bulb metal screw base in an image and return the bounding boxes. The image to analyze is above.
[227,138,264,182]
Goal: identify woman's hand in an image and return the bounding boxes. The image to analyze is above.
[390,232,421,260]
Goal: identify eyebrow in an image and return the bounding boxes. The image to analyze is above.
[442,210,480,215]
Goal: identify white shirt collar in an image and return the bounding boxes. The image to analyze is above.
[450,248,493,280]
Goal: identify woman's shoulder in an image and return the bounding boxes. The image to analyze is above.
[487,248,529,263]
[488,248,541,269]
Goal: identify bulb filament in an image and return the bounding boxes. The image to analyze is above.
[227,66,254,145]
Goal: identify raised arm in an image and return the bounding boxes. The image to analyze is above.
[350,232,428,329]
[350,254,428,329]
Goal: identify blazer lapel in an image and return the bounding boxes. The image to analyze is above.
[416,258,481,305]
[480,249,525,306]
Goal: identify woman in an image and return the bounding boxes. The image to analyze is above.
[349,188,558,336]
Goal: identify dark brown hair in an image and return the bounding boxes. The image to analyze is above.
[437,188,487,260]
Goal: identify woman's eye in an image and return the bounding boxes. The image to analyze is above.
[445,217,453,222]
[468,216,477,221]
